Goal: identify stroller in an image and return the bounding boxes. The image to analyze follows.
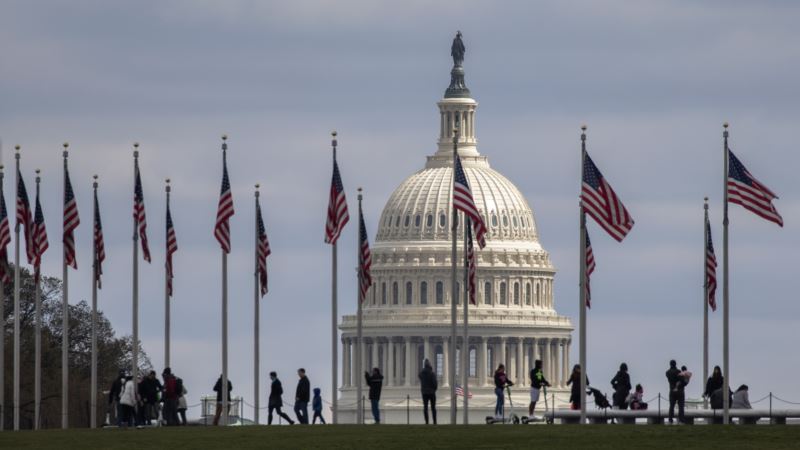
[588,387,611,409]
[485,385,521,424]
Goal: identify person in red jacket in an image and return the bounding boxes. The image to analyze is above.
[162,367,180,426]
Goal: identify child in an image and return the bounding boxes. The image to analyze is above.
[312,388,326,424]
[629,384,648,410]
[678,366,693,389]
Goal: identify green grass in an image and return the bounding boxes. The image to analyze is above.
[1,425,799,449]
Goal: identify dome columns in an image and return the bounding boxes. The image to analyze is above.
[436,98,479,158]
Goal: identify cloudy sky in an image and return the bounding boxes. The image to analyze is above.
[2,0,799,419]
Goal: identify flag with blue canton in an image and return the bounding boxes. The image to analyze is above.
[727,149,783,226]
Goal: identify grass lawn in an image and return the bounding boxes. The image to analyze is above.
[1,425,799,449]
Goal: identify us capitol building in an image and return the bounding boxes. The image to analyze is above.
[339,34,573,423]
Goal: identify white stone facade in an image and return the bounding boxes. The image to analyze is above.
[338,63,573,424]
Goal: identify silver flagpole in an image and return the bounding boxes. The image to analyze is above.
[33,169,42,430]
[0,165,4,432]
[132,144,140,417]
[722,123,730,424]
[703,197,709,410]
[253,184,260,425]
[13,145,20,431]
[331,131,339,425]
[165,179,171,369]
[356,187,363,425]
[62,143,70,429]
[579,125,588,425]
[221,135,229,426]
[90,175,99,429]
[462,218,469,424]
[449,126,458,425]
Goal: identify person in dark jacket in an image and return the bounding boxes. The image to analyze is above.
[365,368,384,424]
[139,370,163,425]
[162,368,180,426]
[295,368,310,424]
[267,371,294,425]
[610,363,632,410]
[566,364,589,410]
[418,359,438,424]
[704,366,724,403]
[312,388,325,424]
[212,375,233,426]
[666,359,684,424]
[493,364,513,418]
[528,359,550,416]
[108,369,126,425]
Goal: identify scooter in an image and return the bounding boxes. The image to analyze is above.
[520,385,553,424]
[485,385,521,424]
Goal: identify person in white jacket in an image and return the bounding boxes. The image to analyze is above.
[732,385,752,409]
[177,378,188,425]
[119,375,138,427]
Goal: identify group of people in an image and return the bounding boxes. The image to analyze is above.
[108,367,188,427]
[265,368,329,425]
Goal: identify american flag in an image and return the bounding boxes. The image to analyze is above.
[165,198,177,297]
[727,149,783,227]
[455,385,473,398]
[256,196,271,297]
[705,218,717,312]
[17,169,34,264]
[585,230,596,308]
[581,152,634,242]
[63,164,80,269]
[93,187,105,289]
[453,156,486,248]
[134,160,151,262]
[0,177,11,284]
[466,224,476,305]
[32,183,49,281]
[324,158,349,245]
[358,207,372,303]
[214,151,234,253]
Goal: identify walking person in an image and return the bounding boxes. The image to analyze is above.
[312,388,326,424]
[566,364,589,410]
[365,367,384,424]
[294,368,310,424]
[267,372,294,425]
[493,364,513,419]
[139,370,162,425]
[418,359,438,425]
[666,360,685,424]
[610,363,632,410]
[528,359,550,417]
[703,365,724,406]
[108,369,126,426]
[212,374,233,426]
[176,377,188,425]
[162,368,180,426]
[118,375,137,428]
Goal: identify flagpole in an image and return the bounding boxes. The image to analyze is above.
[356,187,363,425]
[165,179,171,370]
[722,122,730,425]
[462,218,470,425]
[62,143,70,429]
[449,126,458,425]
[703,197,709,410]
[579,125,588,425]
[33,169,42,430]
[253,184,260,425]
[0,165,5,432]
[221,135,230,426]
[331,131,339,425]
[90,175,99,429]
[13,145,20,431]
[132,144,140,416]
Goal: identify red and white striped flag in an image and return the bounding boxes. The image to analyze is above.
[358,207,372,303]
[455,385,473,398]
[324,157,349,245]
[705,218,717,311]
[727,149,783,227]
[585,230,595,308]
[453,156,486,248]
[256,196,271,297]
[214,149,234,253]
[17,168,34,264]
[134,160,151,262]
[32,182,49,282]
[166,198,177,297]
[0,176,11,284]
[581,152,634,242]
[63,163,80,269]
[93,187,105,289]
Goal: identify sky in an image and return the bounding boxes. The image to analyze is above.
[2,0,799,421]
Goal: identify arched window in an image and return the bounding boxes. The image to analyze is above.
[535,283,541,306]
[415,214,421,227]
[502,216,509,227]
[426,214,433,228]
[525,283,532,305]
[499,282,507,305]
[439,213,446,228]
[484,281,492,305]
[404,215,410,227]
[372,284,377,305]
[395,216,401,227]
[436,281,444,305]
[491,215,498,227]
[420,281,428,304]
[469,347,477,377]
[512,216,518,228]
[406,281,413,305]
[381,282,387,304]
[392,282,399,305]
[513,282,520,305]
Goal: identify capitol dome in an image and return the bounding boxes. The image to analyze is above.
[339,35,573,424]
